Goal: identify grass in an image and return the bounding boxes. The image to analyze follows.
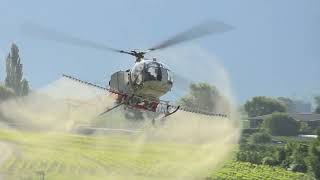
[0,129,311,180]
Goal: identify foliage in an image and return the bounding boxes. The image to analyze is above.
[300,122,314,134]
[242,128,260,135]
[211,161,309,180]
[272,136,314,145]
[20,78,29,96]
[289,144,308,173]
[179,82,229,114]
[263,112,299,136]
[236,143,277,164]
[277,97,293,112]
[244,96,286,117]
[309,128,320,179]
[4,43,29,96]
[278,97,311,114]
[0,85,15,101]
[277,148,286,164]
[262,156,277,166]
[249,131,272,144]
[288,163,308,173]
[237,129,314,175]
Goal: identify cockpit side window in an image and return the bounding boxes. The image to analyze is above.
[167,69,173,84]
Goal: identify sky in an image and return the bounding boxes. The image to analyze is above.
[0,0,319,103]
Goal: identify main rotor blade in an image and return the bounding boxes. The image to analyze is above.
[21,23,131,55]
[148,20,233,51]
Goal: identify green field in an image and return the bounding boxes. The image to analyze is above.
[0,129,309,180]
[211,161,309,180]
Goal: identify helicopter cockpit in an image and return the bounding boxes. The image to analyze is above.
[131,60,173,85]
[130,60,173,96]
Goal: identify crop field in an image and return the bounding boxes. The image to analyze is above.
[0,129,219,180]
[211,161,309,180]
[0,129,309,180]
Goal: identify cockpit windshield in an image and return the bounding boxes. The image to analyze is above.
[145,61,162,81]
[131,60,173,84]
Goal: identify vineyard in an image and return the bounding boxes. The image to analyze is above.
[211,161,310,180]
[0,129,311,180]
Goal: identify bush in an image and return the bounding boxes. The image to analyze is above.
[236,151,264,164]
[262,156,277,166]
[288,162,307,173]
[242,128,260,135]
[237,143,278,165]
[309,128,320,179]
[249,132,272,144]
[277,148,286,163]
[263,112,299,136]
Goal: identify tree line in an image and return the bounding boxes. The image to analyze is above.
[244,96,320,135]
[239,96,320,179]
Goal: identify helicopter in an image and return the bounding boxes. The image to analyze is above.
[24,20,233,121]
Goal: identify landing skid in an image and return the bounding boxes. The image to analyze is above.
[152,106,180,126]
[99,102,180,127]
[99,102,124,116]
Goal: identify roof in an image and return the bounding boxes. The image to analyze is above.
[248,113,320,122]
[290,113,320,121]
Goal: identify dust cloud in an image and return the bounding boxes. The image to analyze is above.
[0,46,240,179]
[0,78,114,131]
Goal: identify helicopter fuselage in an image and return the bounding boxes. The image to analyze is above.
[109,59,173,101]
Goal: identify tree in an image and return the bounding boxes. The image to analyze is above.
[262,112,299,136]
[244,96,286,117]
[277,97,293,112]
[179,82,229,114]
[4,43,29,96]
[309,128,320,179]
[277,148,286,165]
[287,144,309,173]
[249,131,272,144]
[20,79,29,96]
